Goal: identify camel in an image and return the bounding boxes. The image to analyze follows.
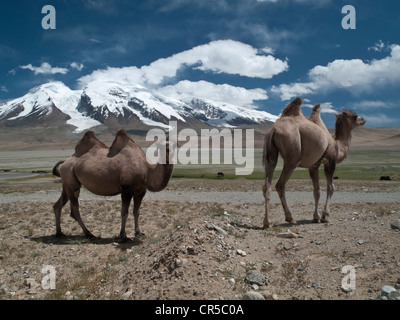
[262,97,365,228]
[52,129,174,240]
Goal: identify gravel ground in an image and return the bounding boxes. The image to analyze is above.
[1,177,399,301]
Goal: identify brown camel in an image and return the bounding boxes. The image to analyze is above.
[262,97,365,228]
[52,129,174,240]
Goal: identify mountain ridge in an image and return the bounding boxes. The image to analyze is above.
[0,80,278,135]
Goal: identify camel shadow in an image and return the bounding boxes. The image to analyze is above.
[30,234,143,250]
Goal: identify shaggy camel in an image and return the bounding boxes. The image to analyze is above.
[52,129,174,240]
[262,97,365,228]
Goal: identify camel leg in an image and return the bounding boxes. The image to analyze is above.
[275,163,297,225]
[309,166,321,223]
[263,156,278,229]
[53,189,69,237]
[133,189,146,237]
[67,188,95,239]
[322,159,336,223]
[119,186,133,241]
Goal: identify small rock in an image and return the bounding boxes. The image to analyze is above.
[245,271,266,287]
[174,259,182,267]
[277,229,299,239]
[388,291,400,300]
[228,278,235,285]
[237,249,246,257]
[251,284,259,291]
[357,240,365,245]
[342,286,354,293]
[213,225,228,236]
[187,247,197,255]
[311,282,319,289]
[206,223,228,236]
[242,291,265,300]
[381,285,397,297]
[390,219,400,230]
[122,290,132,300]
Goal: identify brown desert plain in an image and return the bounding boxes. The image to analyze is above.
[0,125,399,301]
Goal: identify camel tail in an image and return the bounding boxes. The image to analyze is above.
[262,127,278,168]
[52,161,65,177]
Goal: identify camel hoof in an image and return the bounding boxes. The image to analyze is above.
[85,233,96,239]
[118,237,130,243]
[55,232,66,238]
[135,232,146,238]
[320,218,329,223]
[286,219,297,225]
[312,218,320,223]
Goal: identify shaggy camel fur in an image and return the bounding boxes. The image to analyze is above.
[52,130,174,240]
[262,97,365,228]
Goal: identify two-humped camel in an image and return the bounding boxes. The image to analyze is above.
[52,129,174,240]
[262,97,365,228]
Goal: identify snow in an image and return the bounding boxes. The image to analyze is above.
[83,80,186,123]
[0,80,279,132]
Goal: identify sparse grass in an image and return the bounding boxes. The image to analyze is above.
[30,251,41,258]
[170,149,400,181]
[376,208,396,216]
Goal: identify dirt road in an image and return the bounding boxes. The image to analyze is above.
[1,189,400,205]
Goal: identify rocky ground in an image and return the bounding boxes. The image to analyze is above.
[0,178,400,300]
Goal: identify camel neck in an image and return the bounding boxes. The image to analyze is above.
[334,127,352,163]
[147,163,174,192]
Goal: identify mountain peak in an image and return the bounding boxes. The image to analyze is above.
[1,80,277,134]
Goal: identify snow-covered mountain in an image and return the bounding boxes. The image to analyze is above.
[0,81,278,134]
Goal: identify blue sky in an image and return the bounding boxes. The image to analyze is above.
[1,0,399,128]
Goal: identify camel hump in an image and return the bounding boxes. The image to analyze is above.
[308,104,321,122]
[312,104,321,112]
[74,131,107,156]
[280,97,303,117]
[108,129,135,156]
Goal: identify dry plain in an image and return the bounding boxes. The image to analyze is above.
[0,127,399,301]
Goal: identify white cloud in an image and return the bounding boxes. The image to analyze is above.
[79,40,288,87]
[20,62,69,75]
[272,44,400,100]
[158,80,268,108]
[303,101,337,114]
[0,85,8,93]
[70,62,84,71]
[271,82,317,101]
[352,100,395,110]
[368,40,386,52]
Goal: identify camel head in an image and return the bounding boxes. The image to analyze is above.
[335,110,366,131]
